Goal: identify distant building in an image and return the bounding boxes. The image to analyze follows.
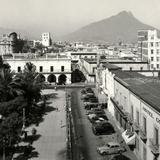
[0,32,20,55]
[41,32,51,47]
[138,29,160,70]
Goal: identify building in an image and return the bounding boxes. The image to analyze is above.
[70,51,97,62]
[0,32,19,55]
[41,32,51,47]
[138,29,160,70]
[3,53,71,84]
[97,65,160,160]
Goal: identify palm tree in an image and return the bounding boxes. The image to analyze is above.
[0,57,21,102]
[15,62,43,126]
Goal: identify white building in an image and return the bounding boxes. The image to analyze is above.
[3,53,71,84]
[97,67,160,160]
[41,32,51,47]
[138,29,160,70]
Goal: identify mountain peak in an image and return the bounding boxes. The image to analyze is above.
[117,10,134,18]
[61,11,157,43]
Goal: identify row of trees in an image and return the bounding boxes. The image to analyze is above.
[0,57,44,158]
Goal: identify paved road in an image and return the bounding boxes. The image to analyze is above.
[70,88,112,160]
[70,88,137,160]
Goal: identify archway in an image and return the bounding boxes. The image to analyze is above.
[37,74,45,82]
[58,74,67,85]
[47,74,56,83]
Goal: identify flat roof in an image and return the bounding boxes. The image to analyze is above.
[113,70,160,113]
[71,52,97,55]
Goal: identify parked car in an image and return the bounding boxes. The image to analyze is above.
[97,142,126,155]
[84,104,98,110]
[92,121,115,135]
[88,113,97,121]
[84,98,98,107]
[109,155,130,160]
[81,94,96,101]
[86,108,105,115]
[85,87,94,93]
[89,115,108,124]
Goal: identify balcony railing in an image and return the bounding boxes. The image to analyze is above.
[149,138,160,156]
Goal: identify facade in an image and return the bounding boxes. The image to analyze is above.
[0,33,17,55]
[3,53,71,84]
[70,52,97,62]
[97,67,160,160]
[41,32,51,47]
[138,29,160,70]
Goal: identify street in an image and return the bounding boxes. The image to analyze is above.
[70,87,137,160]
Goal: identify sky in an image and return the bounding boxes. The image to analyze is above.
[0,0,160,38]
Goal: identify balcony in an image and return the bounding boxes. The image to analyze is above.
[149,138,160,157]
[140,128,147,143]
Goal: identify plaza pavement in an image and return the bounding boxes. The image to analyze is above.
[13,89,67,160]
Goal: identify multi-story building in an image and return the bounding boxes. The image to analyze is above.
[41,32,51,47]
[97,66,160,160]
[138,29,160,70]
[3,53,71,84]
[0,32,19,55]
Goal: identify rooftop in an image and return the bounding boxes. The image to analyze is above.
[113,70,160,113]
[2,53,70,60]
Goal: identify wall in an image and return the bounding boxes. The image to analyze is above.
[110,62,149,71]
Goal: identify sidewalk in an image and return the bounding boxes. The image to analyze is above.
[104,109,138,160]
[13,89,67,160]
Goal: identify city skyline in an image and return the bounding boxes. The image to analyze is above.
[0,0,160,38]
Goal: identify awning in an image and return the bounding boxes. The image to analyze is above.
[122,130,136,145]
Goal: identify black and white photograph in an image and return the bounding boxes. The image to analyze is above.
[0,0,159,160]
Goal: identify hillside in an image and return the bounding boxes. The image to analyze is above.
[60,11,158,43]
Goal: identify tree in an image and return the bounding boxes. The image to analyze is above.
[0,57,21,102]
[15,62,43,125]
[71,69,86,83]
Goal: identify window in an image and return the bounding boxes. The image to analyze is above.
[157,57,160,61]
[50,66,54,72]
[40,66,43,72]
[150,42,154,47]
[151,64,154,69]
[154,127,159,145]
[61,66,64,72]
[136,110,139,125]
[143,116,147,136]
[131,105,134,120]
[156,42,159,47]
[151,57,154,61]
[140,67,143,70]
[151,49,154,54]
[157,49,160,54]
[130,67,132,71]
[92,67,96,73]
[157,64,159,69]
[18,66,21,72]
